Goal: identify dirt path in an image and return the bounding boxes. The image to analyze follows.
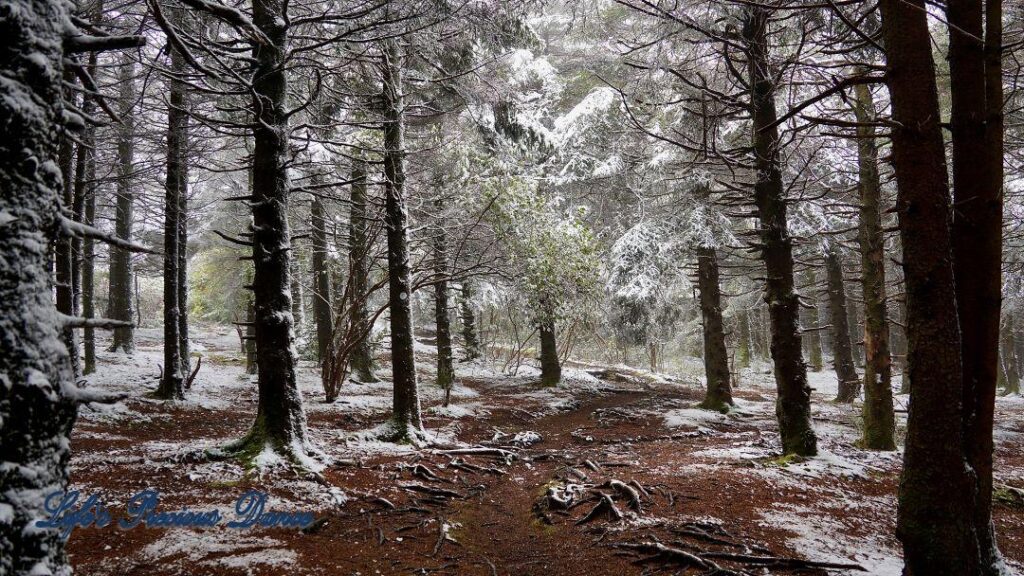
[64,329,1024,575]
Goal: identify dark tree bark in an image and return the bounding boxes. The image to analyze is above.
[801,270,823,372]
[245,296,257,374]
[852,80,895,448]
[107,55,136,353]
[158,36,188,400]
[743,6,816,456]
[0,3,80,571]
[348,159,378,382]
[697,246,733,411]
[460,281,481,360]
[432,202,454,402]
[878,0,981,570]
[177,117,190,377]
[1002,313,1021,395]
[225,0,310,459]
[737,307,752,368]
[56,88,79,376]
[310,194,333,363]
[948,0,1004,569]
[382,39,422,434]
[539,320,561,386]
[290,246,305,338]
[825,252,860,403]
[82,137,97,375]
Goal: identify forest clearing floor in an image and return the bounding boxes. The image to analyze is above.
[66,325,1024,576]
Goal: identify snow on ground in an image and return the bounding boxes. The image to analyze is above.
[69,325,1024,574]
[761,503,903,576]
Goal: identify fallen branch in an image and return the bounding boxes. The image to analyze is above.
[184,356,202,390]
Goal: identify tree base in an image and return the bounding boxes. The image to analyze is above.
[210,423,324,473]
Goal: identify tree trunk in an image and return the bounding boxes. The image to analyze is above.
[82,148,97,375]
[57,88,79,376]
[697,246,733,411]
[433,203,455,400]
[539,320,561,386]
[245,296,257,374]
[382,39,422,435]
[107,55,136,353]
[878,0,981,570]
[852,79,895,447]
[743,6,816,456]
[1002,313,1021,395]
[310,194,333,363]
[460,281,481,360]
[177,113,190,377]
[948,0,1004,569]
[226,0,310,459]
[737,308,752,368]
[158,36,188,401]
[348,159,378,382]
[0,3,78,571]
[802,270,824,372]
[825,252,860,403]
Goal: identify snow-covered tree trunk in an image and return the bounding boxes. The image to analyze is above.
[879,0,981,569]
[825,252,860,403]
[743,6,816,456]
[852,79,895,448]
[225,0,310,460]
[107,54,136,353]
[459,281,481,361]
[0,1,79,572]
[382,39,422,434]
[158,33,188,400]
[348,159,377,382]
[310,193,333,363]
[696,246,733,411]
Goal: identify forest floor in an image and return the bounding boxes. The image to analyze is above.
[65,325,1024,576]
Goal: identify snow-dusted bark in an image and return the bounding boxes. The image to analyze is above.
[159,34,189,400]
[0,1,78,573]
[382,39,422,435]
[224,0,311,462]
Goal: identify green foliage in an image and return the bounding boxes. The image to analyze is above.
[190,245,252,324]
[484,174,600,324]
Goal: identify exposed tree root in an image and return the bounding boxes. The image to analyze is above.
[400,482,464,499]
[576,493,623,525]
[615,540,868,573]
